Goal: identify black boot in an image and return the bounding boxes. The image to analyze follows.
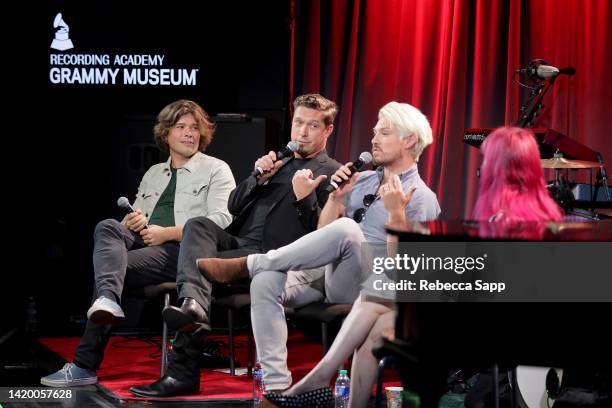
[163,297,210,332]
[130,330,206,398]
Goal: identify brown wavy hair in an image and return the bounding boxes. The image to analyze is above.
[153,99,215,152]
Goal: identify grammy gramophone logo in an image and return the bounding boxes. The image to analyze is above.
[50,13,74,51]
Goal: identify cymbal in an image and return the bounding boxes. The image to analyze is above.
[541,157,600,169]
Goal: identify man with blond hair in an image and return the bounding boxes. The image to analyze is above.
[201,101,442,394]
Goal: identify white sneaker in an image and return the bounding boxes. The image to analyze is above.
[87,296,125,325]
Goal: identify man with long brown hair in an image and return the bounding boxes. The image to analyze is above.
[41,99,235,387]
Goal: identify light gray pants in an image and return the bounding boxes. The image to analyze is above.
[249,217,366,390]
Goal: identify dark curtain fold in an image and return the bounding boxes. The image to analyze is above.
[293,0,612,218]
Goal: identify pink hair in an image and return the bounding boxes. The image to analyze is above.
[473,127,563,222]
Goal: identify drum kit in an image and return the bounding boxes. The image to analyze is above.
[540,156,600,170]
[465,58,610,219]
[541,152,602,212]
[540,151,612,220]
[464,125,610,216]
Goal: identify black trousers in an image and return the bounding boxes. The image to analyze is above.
[168,216,261,383]
[73,219,179,371]
[176,216,260,323]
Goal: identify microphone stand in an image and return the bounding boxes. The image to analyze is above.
[515,76,557,128]
[515,74,611,207]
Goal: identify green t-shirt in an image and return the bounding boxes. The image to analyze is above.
[148,167,177,227]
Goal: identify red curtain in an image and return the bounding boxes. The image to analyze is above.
[292,0,612,218]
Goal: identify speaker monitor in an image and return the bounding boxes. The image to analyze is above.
[207,117,268,182]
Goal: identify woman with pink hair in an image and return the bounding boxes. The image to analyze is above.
[264,127,562,407]
[473,126,563,222]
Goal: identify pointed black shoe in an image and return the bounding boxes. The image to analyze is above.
[163,297,209,332]
[129,374,199,397]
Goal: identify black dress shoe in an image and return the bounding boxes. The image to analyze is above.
[129,374,199,398]
[163,297,209,332]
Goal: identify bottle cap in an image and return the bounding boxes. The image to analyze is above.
[339,369,348,375]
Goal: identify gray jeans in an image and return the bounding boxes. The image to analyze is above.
[249,217,365,389]
[75,218,179,371]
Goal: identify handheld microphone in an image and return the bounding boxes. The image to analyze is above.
[516,59,575,80]
[117,196,136,213]
[117,196,148,228]
[252,141,300,176]
[326,152,373,193]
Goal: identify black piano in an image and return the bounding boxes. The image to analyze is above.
[379,220,612,407]
[464,128,601,162]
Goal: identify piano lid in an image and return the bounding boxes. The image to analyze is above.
[387,219,612,241]
[464,127,600,162]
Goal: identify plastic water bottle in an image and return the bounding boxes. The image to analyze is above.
[253,361,265,406]
[334,369,350,407]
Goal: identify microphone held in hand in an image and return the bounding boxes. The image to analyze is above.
[277,140,300,160]
[326,152,373,193]
[117,196,136,213]
[252,141,300,176]
[117,196,148,229]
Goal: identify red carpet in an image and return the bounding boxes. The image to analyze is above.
[39,332,322,401]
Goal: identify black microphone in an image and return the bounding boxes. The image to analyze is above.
[117,196,148,228]
[326,152,373,193]
[252,141,300,176]
[516,59,575,80]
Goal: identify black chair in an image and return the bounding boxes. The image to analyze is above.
[372,338,417,408]
[124,282,177,378]
[288,302,352,354]
[212,293,255,376]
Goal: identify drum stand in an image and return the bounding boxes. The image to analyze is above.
[547,168,575,210]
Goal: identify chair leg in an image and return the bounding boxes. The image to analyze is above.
[321,322,329,355]
[340,317,350,370]
[228,308,235,376]
[374,356,397,408]
[510,367,519,408]
[160,292,170,378]
[492,364,500,408]
[247,323,254,378]
[322,320,345,371]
